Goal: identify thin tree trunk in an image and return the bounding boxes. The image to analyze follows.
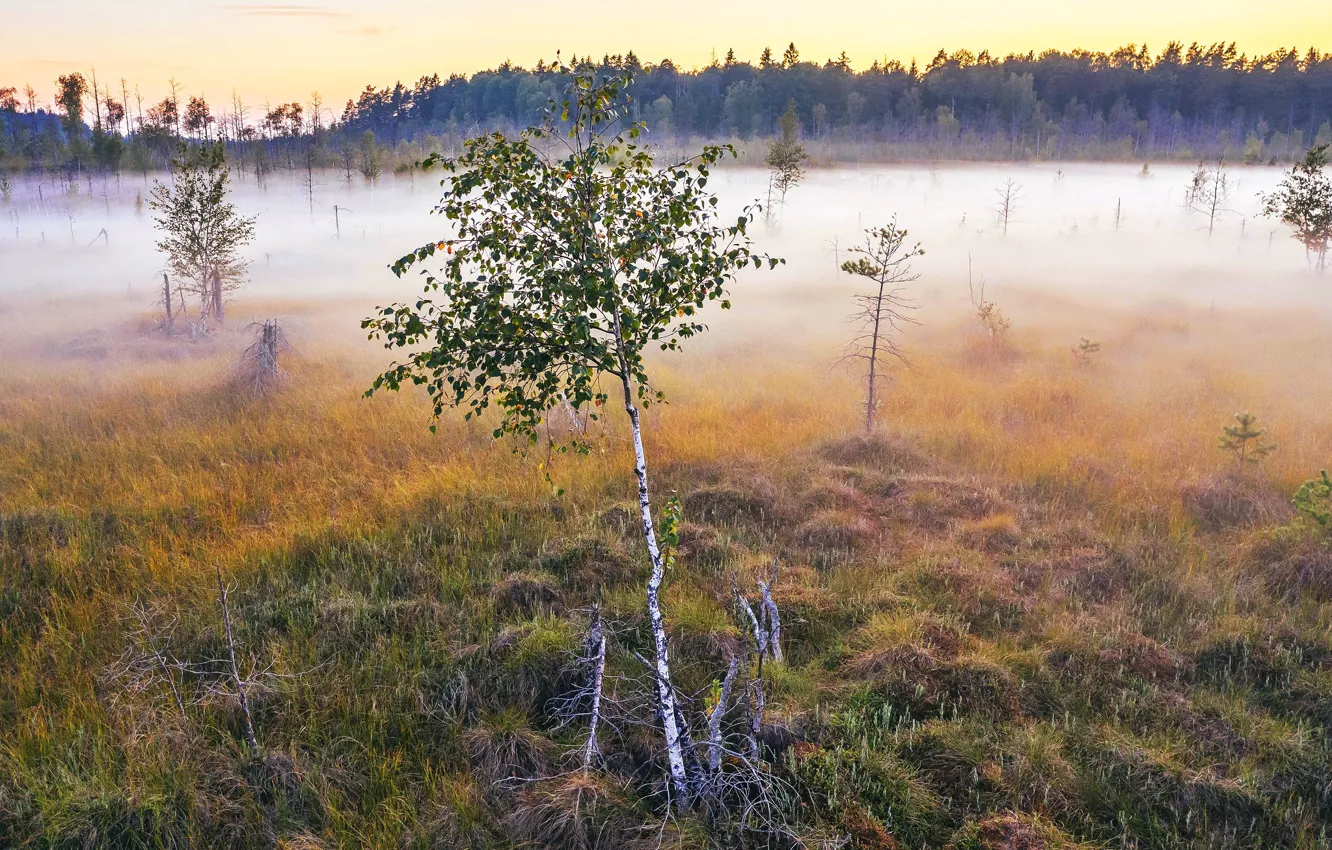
[865,278,884,432]
[162,272,174,335]
[212,271,224,324]
[583,609,606,769]
[758,566,783,663]
[613,327,690,805]
[707,656,738,774]
[216,567,259,755]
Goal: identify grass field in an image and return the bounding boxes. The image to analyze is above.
[2,280,1331,848]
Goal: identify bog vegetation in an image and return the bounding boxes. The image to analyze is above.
[2,64,1332,850]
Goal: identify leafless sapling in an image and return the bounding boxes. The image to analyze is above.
[214,566,260,755]
[550,606,611,770]
[994,178,1022,236]
[839,219,924,432]
[103,600,191,724]
[157,271,187,336]
[105,572,295,758]
[1184,156,1231,237]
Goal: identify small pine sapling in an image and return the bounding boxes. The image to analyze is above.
[1072,337,1100,366]
[839,218,923,431]
[1218,412,1276,471]
[968,257,1010,351]
[1292,470,1332,535]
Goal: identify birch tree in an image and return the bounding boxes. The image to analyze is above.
[150,141,255,325]
[1262,144,1331,274]
[362,65,779,806]
[764,100,807,207]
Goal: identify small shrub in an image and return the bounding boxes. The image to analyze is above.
[1243,526,1332,602]
[671,523,737,569]
[949,811,1087,850]
[540,537,641,592]
[794,509,875,553]
[1292,469,1332,534]
[505,771,643,850]
[1180,473,1290,532]
[818,432,932,474]
[955,514,1022,553]
[463,708,555,785]
[492,572,562,618]
[898,478,1013,532]
[683,484,780,527]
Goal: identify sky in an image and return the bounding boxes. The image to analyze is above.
[3,0,1330,112]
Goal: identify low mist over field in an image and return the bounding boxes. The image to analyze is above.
[0,160,1318,324]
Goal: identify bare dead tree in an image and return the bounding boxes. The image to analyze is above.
[1184,156,1231,237]
[706,656,739,775]
[839,219,924,432]
[756,561,783,664]
[215,566,259,755]
[235,319,291,394]
[103,600,190,723]
[730,567,787,761]
[993,178,1022,236]
[157,272,186,336]
[302,146,318,214]
[557,606,609,769]
[104,574,300,758]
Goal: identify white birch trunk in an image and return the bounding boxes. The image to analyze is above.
[758,576,783,664]
[707,656,739,775]
[612,324,690,803]
[582,612,607,769]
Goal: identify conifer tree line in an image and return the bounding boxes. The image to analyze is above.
[4,41,1332,175]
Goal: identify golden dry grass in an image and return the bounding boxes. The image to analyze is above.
[2,286,1331,848]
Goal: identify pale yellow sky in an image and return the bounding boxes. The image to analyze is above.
[3,0,1329,110]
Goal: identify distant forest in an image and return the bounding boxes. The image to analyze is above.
[3,42,1332,176]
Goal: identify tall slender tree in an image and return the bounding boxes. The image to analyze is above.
[362,66,778,805]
